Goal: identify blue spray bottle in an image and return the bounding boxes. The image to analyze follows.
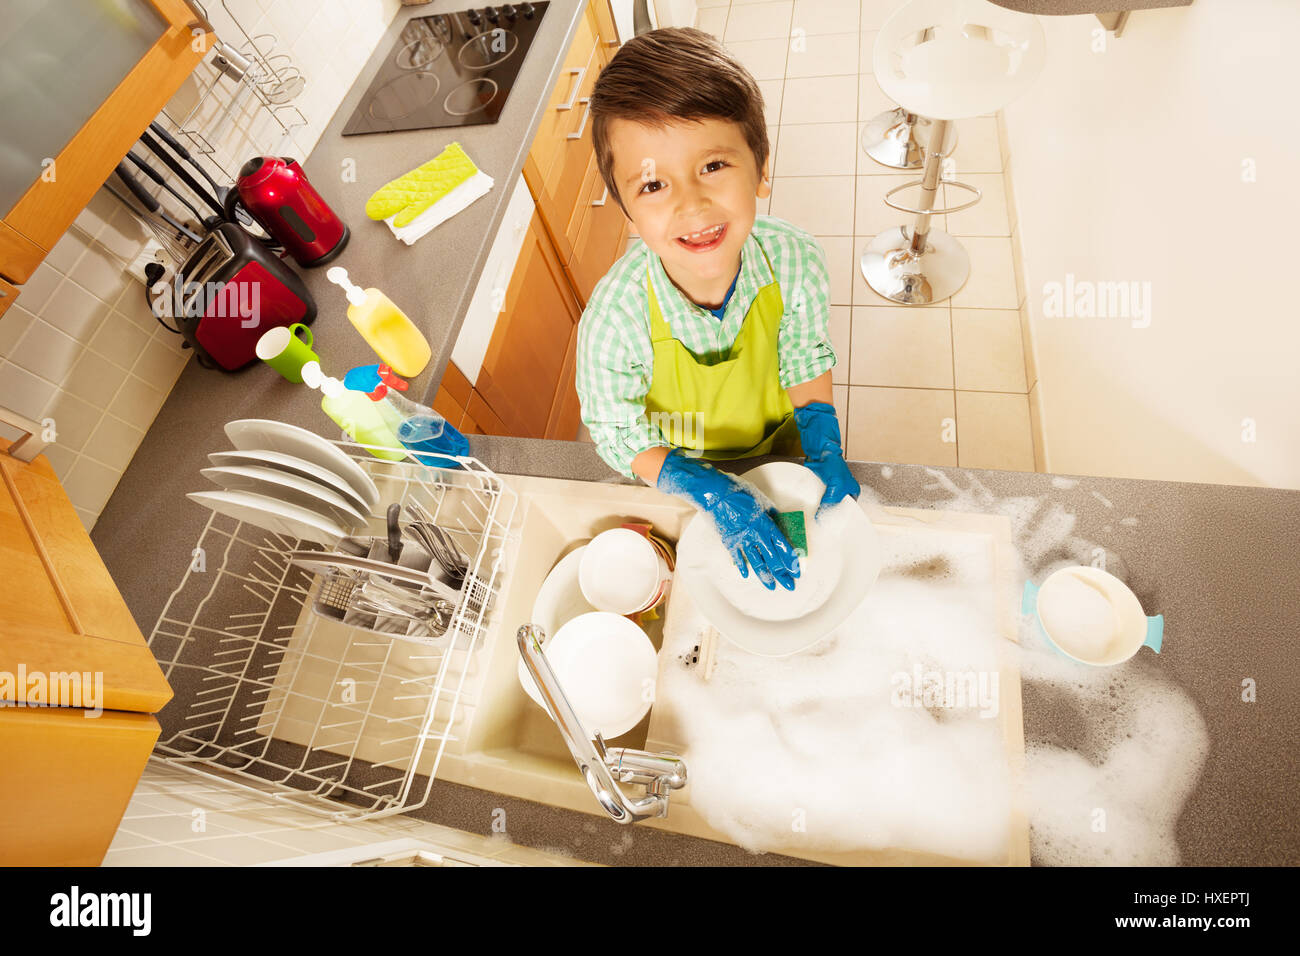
[343,364,470,468]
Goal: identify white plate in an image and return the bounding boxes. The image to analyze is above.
[188,489,349,548]
[208,449,372,517]
[676,461,882,658]
[224,419,380,512]
[518,544,599,708]
[201,465,369,533]
[535,612,657,739]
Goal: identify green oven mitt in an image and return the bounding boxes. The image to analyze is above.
[365,142,479,227]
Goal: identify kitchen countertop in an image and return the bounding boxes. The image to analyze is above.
[91,0,1298,866]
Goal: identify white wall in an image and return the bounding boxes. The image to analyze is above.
[1004,0,1300,489]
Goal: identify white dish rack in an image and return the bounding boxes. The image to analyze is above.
[147,445,517,821]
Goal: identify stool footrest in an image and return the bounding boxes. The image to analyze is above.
[883,178,983,216]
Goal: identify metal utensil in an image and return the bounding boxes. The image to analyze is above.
[136,129,227,218]
[387,503,404,562]
[125,150,212,225]
[112,162,205,243]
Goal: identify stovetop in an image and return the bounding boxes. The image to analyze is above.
[343,2,551,136]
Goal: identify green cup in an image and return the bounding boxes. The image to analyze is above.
[256,323,318,383]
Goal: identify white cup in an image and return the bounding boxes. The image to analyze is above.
[579,528,671,616]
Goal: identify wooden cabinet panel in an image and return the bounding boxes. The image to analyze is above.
[567,148,629,304]
[0,453,172,713]
[0,276,19,322]
[439,360,474,412]
[527,10,597,187]
[475,211,580,437]
[466,389,508,436]
[0,706,160,866]
[0,1,212,283]
[528,41,601,266]
[591,0,621,50]
[430,384,467,434]
[0,449,173,864]
[546,322,583,440]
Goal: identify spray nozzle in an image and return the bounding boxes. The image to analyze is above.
[326,266,367,307]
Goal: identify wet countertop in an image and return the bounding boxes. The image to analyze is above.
[91,0,1297,866]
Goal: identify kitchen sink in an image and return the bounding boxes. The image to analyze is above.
[256,469,1029,865]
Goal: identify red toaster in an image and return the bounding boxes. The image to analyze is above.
[166,222,317,371]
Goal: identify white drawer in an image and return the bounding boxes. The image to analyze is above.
[451,173,536,385]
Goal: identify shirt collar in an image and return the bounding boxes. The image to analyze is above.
[647,227,772,328]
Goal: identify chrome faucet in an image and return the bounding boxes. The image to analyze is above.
[516,624,687,824]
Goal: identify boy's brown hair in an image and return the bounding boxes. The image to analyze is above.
[590,27,769,217]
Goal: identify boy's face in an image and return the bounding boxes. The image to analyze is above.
[608,116,771,293]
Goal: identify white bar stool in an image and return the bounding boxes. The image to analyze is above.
[860,0,1045,304]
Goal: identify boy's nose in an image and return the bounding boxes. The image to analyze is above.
[674,182,711,217]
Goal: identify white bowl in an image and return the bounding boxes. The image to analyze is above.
[519,611,657,739]
[579,527,669,615]
[1032,566,1160,667]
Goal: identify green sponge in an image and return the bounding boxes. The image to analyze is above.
[773,510,808,557]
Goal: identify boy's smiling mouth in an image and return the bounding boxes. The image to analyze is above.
[675,222,728,252]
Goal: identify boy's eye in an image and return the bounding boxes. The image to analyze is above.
[636,161,728,196]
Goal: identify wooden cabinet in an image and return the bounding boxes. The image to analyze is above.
[0,277,18,322]
[0,446,173,865]
[0,0,213,285]
[474,208,583,439]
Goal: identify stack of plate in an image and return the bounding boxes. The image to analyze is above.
[187,419,382,547]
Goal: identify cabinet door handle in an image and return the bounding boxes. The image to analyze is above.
[567,98,592,141]
[591,185,608,207]
[556,66,586,111]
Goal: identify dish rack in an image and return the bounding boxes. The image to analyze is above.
[147,445,517,821]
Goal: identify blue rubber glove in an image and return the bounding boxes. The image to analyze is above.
[793,401,860,517]
[656,448,800,591]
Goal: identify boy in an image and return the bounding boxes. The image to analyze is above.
[576,28,859,592]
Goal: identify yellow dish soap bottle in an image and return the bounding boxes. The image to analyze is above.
[326,266,431,377]
[301,361,406,461]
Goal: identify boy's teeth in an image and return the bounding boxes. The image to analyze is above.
[681,224,724,242]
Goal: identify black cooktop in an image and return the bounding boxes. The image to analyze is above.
[343,2,551,136]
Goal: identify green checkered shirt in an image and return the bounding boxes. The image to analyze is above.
[576,214,836,478]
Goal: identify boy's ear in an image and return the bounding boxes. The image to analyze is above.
[756,157,772,199]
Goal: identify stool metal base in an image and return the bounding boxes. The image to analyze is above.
[860,226,970,305]
[861,109,958,170]
[861,107,926,169]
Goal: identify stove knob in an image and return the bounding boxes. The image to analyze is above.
[467,8,482,26]
[520,2,535,19]
[484,5,499,23]
[502,3,517,18]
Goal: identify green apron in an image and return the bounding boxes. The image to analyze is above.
[644,243,802,460]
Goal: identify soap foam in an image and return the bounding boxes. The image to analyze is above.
[660,522,1015,861]
[658,469,1208,865]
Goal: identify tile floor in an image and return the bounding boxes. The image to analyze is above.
[602,0,1038,471]
[103,760,596,866]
